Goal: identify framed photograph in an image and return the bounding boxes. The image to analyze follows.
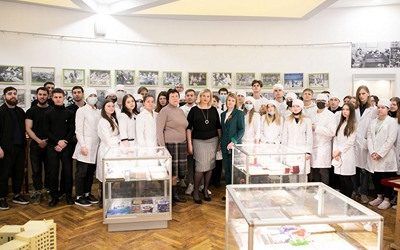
[188,72,207,87]
[138,70,158,86]
[31,67,55,85]
[115,70,135,85]
[162,71,182,86]
[212,72,232,87]
[308,73,329,89]
[89,70,111,87]
[261,73,280,89]
[236,73,255,88]
[284,73,304,89]
[147,89,157,98]
[0,88,26,108]
[0,65,24,84]
[63,69,85,86]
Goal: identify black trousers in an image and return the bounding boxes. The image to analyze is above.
[0,145,25,198]
[30,142,49,191]
[59,141,76,196]
[372,171,397,199]
[75,161,96,197]
[338,175,354,198]
[47,146,72,198]
[211,159,223,185]
[310,168,330,185]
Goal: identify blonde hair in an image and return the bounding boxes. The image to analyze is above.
[226,92,238,108]
[264,104,281,125]
[196,88,213,107]
[287,112,305,124]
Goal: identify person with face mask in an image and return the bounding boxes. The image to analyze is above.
[284,92,298,118]
[260,100,283,144]
[134,94,144,113]
[242,96,261,144]
[0,87,29,210]
[218,88,229,111]
[310,94,336,185]
[72,88,101,207]
[115,84,126,110]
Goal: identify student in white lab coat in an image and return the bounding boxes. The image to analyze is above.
[283,92,298,118]
[367,99,398,210]
[119,94,138,147]
[251,80,267,113]
[242,96,261,144]
[260,100,283,144]
[73,88,101,207]
[310,94,336,185]
[136,95,157,147]
[302,88,317,121]
[105,88,121,116]
[273,83,287,116]
[282,99,313,174]
[332,103,357,198]
[353,85,377,203]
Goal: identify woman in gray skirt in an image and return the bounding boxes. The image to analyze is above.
[187,89,221,204]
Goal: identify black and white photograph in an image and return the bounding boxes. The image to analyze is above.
[63,69,85,86]
[390,41,400,68]
[212,72,232,87]
[308,73,329,89]
[0,65,24,84]
[147,89,157,98]
[138,70,158,85]
[89,69,111,86]
[115,70,135,85]
[0,88,26,108]
[350,42,399,68]
[261,73,280,89]
[31,67,55,85]
[284,73,304,89]
[162,71,182,86]
[188,72,207,87]
[235,73,255,88]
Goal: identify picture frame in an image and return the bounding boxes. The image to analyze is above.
[0,65,24,84]
[308,73,329,89]
[63,69,85,86]
[261,73,280,89]
[0,88,26,108]
[138,70,159,86]
[284,73,304,90]
[89,69,111,87]
[212,72,232,87]
[188,72,207,87]
[31,67,55,85]
[115,70,135,86]
[235,73,255,88]
[62,89,75,106]
[162,71,182,86]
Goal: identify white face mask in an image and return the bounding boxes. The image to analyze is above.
[136,102,143,112]
[244,104,253,111]
[87,96,98,106]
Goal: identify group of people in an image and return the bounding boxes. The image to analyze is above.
[0,79,399,211]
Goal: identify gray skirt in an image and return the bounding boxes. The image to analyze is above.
[193,137,219,172]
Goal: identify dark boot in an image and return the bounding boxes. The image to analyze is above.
[172,186,186,203]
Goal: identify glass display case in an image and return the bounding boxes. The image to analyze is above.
[232,144,308,184]
[102,146,172,232]
[226,183,383,250]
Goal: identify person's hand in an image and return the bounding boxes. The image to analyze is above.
[121,140,130,148]
[334,155,341,161]
[375,153,382,160]
[305,153,311,161]
[80,146,89,156]
[0,147,4,159]
[332,150,341,158]
[58,140,67,149]
[187,143,193,155]
[54,145,63,152]
[227,142,234,150]
[38,139,47,149]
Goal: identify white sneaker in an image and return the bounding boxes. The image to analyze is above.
[369,197,383,207]
[360,195,369,204]
[199,185,212,195]
[377,200,391,210]
[185,183,194,195]
[392,205,397,209]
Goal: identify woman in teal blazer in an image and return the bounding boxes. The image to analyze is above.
[221,93,245,185]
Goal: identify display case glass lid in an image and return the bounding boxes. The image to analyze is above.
[103,146,171,160]
[234,144,306,156]
[227,183,383,226]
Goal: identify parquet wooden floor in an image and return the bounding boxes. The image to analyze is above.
[0,186,397,249]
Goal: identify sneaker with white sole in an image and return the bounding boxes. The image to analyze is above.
[369,197,383,207]
[75,196,92,207]
[377,200,391,210]
[185,183,194,195]
[360,194,369,204]
[12,194,29,205]
[0,198,9,210]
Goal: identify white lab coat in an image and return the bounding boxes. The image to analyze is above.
[72,105,101,164]
[354,107,377,168]
[303,104,317,123]
[119,112,137,147]
[96,117,120,181]
[395,124,400,175]
[260,115,283,144]
[180,103,196,118]
[276,100,287,117]
[253,96,267,113]
[333,122,357,176]
[136,109,157,147]
[242,112,261,143]
[366,116,398,173]
[312,109,336,169]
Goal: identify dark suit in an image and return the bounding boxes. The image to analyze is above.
[220,109,245,184]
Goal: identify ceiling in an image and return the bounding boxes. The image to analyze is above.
[3,0,400,20]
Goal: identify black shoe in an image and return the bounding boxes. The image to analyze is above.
[203,190,211,202]
[173,195,187,203]
[75,196,92,207]
[66,195,74,205]
[48,197,59,207]
[0,198,9,210]
[31,191,42,205]
[12,194,29,205]
[85,194,99,204]
[192,191,202,204]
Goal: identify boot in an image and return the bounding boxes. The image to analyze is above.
[172,186,186,203]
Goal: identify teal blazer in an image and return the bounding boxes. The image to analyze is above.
[220,109,245,154]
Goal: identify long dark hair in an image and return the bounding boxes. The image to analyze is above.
[101,99,118,132]
[336,103,356,137]
[155,91,168,113]
[355,85,371,109]
[121,94,138,118]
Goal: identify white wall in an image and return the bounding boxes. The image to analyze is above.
[0,1,399,104]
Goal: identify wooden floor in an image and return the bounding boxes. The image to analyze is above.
[0,185,397,250]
